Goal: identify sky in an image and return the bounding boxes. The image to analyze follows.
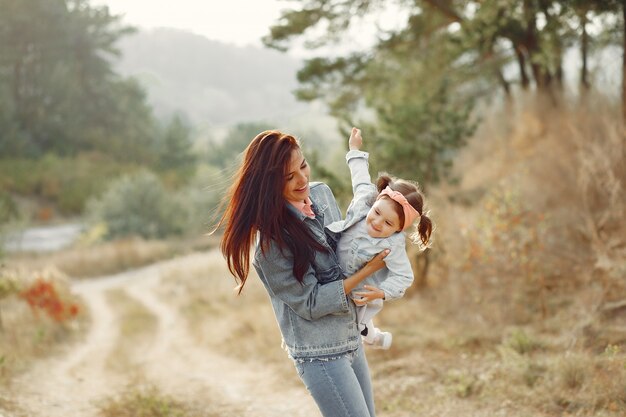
[94,0,406,57]
[95,0,288,48]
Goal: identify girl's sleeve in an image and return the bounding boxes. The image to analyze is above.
[378,236,415,300]
[253,242,350,321]
[346,150,376,201]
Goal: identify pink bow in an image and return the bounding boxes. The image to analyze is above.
[377,186,420,230]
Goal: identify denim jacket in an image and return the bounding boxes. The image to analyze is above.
[326,150,414,300]
[252,182,361,360]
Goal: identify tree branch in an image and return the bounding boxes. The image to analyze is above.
[421,0,463,23]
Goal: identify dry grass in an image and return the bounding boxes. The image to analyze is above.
[6,234,218,279]
[0,266,86,385]
[98,384,223,417]
[385,93,626,416]
[158,250,300,384]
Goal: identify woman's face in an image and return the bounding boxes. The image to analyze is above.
[283,149,311,202]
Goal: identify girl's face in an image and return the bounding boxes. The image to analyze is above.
[365,197,402,238]
[282,149,310,202]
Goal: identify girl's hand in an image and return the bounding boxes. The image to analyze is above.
[353,285,385,305]
[349,127,363,151]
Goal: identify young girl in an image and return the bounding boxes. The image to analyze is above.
[326,127,432,349]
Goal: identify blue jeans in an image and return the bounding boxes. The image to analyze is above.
[294,344,376,417]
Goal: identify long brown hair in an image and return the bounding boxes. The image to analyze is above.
[217,130,327,294]
[376,173,433,249]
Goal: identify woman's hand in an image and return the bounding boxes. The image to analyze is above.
[353,285,385,306]
[363,249,389,274]
[343,249,389,294]
[349,127,362,151]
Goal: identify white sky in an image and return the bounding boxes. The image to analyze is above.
[94,0,407,57]
[94,0,288,48]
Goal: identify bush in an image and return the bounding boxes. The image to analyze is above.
[87,171,187,240]
[0,153,140,214]
[0,192,17,225]
[177,164,226,235]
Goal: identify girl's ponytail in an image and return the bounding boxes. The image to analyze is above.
[414,213,433,251]
[376,174,393,192]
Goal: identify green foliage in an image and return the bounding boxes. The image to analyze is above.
[87,171,187,240]
[0,269,19,331]
[265,2,490,186]
[263,1,625,182]
[0,273,19,301]
[266,1,623,94]
[263,0,378,51]
[0,0,159,163]
[362,79,476,186]
[0,153,141,214]
[504,329,542,355]
[444,369,481,398]
[305,148,351,207]
[178,164,226,234]
[155,115,197,185]
[0,192,17,225]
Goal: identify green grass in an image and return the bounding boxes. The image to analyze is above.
[99,385,209,417]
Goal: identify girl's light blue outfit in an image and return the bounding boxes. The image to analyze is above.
[326,150,414,331]
[252,182,377,417]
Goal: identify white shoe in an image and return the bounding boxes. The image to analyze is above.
[364,331,392,350]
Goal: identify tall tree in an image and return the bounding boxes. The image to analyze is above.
[264,1,623,99]
[156,114,197,183]
[0,0,155,161]
[267,1,480,185]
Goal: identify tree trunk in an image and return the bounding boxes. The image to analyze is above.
[497,69,511,97]
[12,60,22,114]
[484,46,511,97]
[623,4,626,123]
[514,46,530,89]
[581,11,590,91]
[522,0,549,91]
[412,250,430,289]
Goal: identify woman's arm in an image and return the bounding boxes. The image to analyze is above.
[254,243,388,321]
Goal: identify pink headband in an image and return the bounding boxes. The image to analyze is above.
[377,186,420,231]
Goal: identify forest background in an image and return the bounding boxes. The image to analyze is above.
[0,1,624,416]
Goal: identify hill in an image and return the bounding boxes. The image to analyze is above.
[115,28,311,128]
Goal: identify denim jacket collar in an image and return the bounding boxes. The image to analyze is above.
[285,189,329,221]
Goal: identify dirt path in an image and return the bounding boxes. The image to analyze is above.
[9,253,318,417]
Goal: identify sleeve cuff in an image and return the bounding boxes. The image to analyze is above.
[346,150,369,162]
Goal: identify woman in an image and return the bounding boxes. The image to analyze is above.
[218,130,388,417]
